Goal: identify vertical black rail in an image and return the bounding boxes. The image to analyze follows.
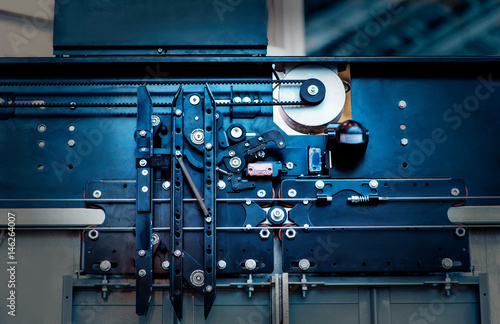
[170,88,184,320]
[135,86,153,315]
[203,86,217,317]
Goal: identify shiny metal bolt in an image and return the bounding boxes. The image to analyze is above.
[228,150,236,157]
[151,115,160,127]
[286,162,294,170]
[242,96,252,103]
[245,224,252,230]
[230,127,243,139]
[70,102,76,110]
[441,258,454,269]
[157,48,164,54]
[162,260,170,270]
[142,169,148,176]
[258,136,263,142]
[38,140,45,148]
[217,180,226,190]
[285,228,296,240]
[68,139,76,147]
[93,190,102,199]
[270,208,285,223]
[141,186,148,193]
[298,259,310,271]
[138,269,147,277]
[451,188,460,197]
[175,109,182,116]
[151,233,160,245]
[205,143,213,151]
[230,157,242,168]
[190,270,205,287]
[100,260,112,272]
[138,249,146,257]
[398,100,407,109]
[88,229,99,240]
[245,200,252,206]
[69,125,75,131]
[233,97,242,103]
[455,227,466,238]
[139,159,147,167]
[307,85,319,96]
[217,260,227,270]
[257,190,266,198]
[190,95,200,106]
[369,180,379,189]
[37,124,46,132]
[174,250,182,257]
[162,181,171,191]
[303,200,309,205]
[288,189,297,198]
[245,259,257,271]
[205,285,213,293]
[244,142,250,148]
[315,180,325,190]
[205,216,212,223]
[139,130,147,137]
[259,229,271,239]
[401,138,409,146]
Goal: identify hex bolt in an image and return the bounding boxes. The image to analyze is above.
[245,259,257,271]
[162,181,171,191]
[245,224,252,230]
[139,130,147,137]
[138,249,146,257]
[175,109,182,116]
[285,228,296,240]
[139,159,147,167]
[205,143,213,151]
[37,124,46,132]
[451,188,460,197]
[298,259,311,271]
[401,138,409,146]
[88,229,99,240]
[257,190,266,198]
[259,229,271,239]
[100,260,112,272]
[190,95,200,106]
[206,285,213,293]
[217,180,226,190]
[151,233,160,245]
[315,180,325,190]
[174,250,182,257]
[217,260,227,270]
[270,208,285,223]
[455,227,466,238]
[162,260,170,270]
[307,85,319,96]
[398,100,407,109]
[245,200,252,206]
[288,189,297,198]
[68,139,76,147]
[138,269,147,277]
[142,186,149,193]
[142,169,148,176]
[230,127,243,139]
[369,180,379,189]
[93,190,102,199]
[441,258,454,269]
[286,162,294,170]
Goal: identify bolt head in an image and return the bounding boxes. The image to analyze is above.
[303,224,310,230]
[302,200,309,205]
[398,100,407,109]
[217,260,227,270]
[205,216,212,223]
[298,259,311,271]
[242,96,252,103]
[205,285,213,293]
[162,181,171,191]
[270,208,285,223]
[138,249,146,257]
[228,150,236,157]
[151,115,160,127]
[100,260,112,272]
[230,157,242,168]
[307,85,319,96]
[288,189,297,198]
[205,143,213,151]
[38,124,46,132]
[369,180,379,189]
[245,224,252,230]
[175,109,182,117]
[257,190,266,198]
[401,138,409,146]
[70,102,77,109]
[286,162,294,170]
[233,97,242,103]
[245,200,252,206]
[244,142,250,148]
[68,139,76,147]
[162,260,170,270]
[217,180,226,190]
[451,188,460,197]
[142,169,148,176]
[142,186,149,193]
[174,250,182,257]
[441,258,454,269]
[93,190,102,199]
[245,259,257,271]
[285,229,296,239]
[139,130,147,137]
[258,136,263,142]
[157,48,164,54]
[230,127,243,139]
[151,233,160,245]
[315,180,325,190]
[189,95,200,106]
[139,159,147,167]
[259,229,271,239]
[138,269,147,277]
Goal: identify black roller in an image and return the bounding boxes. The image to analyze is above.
[300,78,326,105]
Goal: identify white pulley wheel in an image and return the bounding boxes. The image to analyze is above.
[279,64,346,134]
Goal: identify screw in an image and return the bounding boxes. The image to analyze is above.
[259,229,271,239]
[174,250,181,257]
[138,249,146,257]
[93,190,102,199]
[230,157,242,168]
[398,100,407,109]
[245,259,257,271]
[190,95,200,106]
[245,200,252,206]
[369,180,379,189]
[70,102,76,110]
[228,150,236,157]
[257,190,266,198]
[217,260,227,270]
[298,259,310,271]
[175,150,182,157]
[303,200,309,205]
[441,258,454,269]
[162,260,170,270]
[37,124,46,132]
[158,48,164,54]
[205,143,213,151]
[138,269,147,277]
[307,85,319,96]
[142,170,148,176]
[230,127,243,139]
[451,188,460,196]
[244,142,250,148]
[205,216,212,223]
[139,130,147,137]
[286,162,294,170]
[140,147,147,152]
[162,181,171,190]
[99,260,111,272]
[206,285,213,293]
[69,125,75,131]
[151,233,160,245]
[288,189,297,198]
[401,138,409,146]
[315,180,325,190]
[175,109,182,116]
[258,136,263,142]
[303,224,310,230]
[217,180,226,190]
[141,186,148,193]
[38,140,45,148]
[139,159,147,167]
[245,224,252,230]
[151,115,160,127]
[68,139,76,147]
